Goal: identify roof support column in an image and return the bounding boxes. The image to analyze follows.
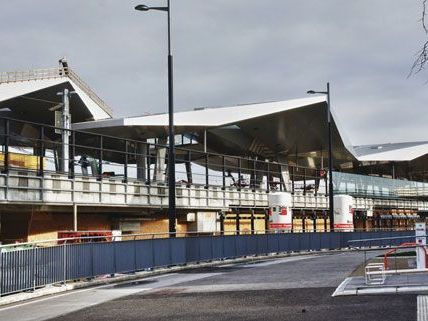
[136,140,147,181]
[58,88,71,174]
[154,138,167,183]
[254,160,264,190]
[276,155,291,192]
[204,129,207,153]
[185,150,192,187]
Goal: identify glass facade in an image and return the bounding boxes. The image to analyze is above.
[333,171,428,198]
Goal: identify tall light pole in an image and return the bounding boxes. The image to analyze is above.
[307,83,334,231]
[135,1,177,236]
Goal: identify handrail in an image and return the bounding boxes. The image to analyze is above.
[0,230,270,249]
[0,228,416,250]
[348,234,417,244]
[0,68,62,83]
[0,115,323,173]
[67,69,113,117]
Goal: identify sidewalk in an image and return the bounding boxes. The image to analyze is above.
[333,273,428,296]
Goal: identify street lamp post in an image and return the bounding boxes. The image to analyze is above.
[307,83,334,231]
[135,1,177,236]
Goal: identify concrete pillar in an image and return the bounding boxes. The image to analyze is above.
[235,210,240,235]
[255,161,264,189]
[219,211,225,235]
[154,138,167,182]
[250,209,255,234]
[185,160,192,184]
[136,141,147,181]
[73,203,78,232]
[277,156,291,192]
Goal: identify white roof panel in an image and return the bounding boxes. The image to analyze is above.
[355,142,428,161]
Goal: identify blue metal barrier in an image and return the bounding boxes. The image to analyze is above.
[0,231,415,296]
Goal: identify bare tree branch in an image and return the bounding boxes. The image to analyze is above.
[409,0,428,76]
[422,0,428,33]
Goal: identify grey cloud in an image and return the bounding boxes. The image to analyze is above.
[0,0,427,145]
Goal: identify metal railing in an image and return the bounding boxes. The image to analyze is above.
[67,69,113,117]
[0,116,327,196]
[0,68,61,83]
[0,229,414,296]
[333,171,428,199]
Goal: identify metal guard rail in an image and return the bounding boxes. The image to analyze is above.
[0,230,413,296]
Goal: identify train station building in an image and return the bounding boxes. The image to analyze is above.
[0,61,427,243]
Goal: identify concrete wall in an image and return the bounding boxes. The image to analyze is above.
[1,212,30,243]
[27,212,112,242]
[141,219,188,238]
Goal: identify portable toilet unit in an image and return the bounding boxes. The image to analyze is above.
[333,194,355,231]
[268,192,292,231]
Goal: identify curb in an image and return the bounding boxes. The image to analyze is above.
[331,277,353,297]
[333,284,428,296]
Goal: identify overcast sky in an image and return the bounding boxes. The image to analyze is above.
[1,1,427,145]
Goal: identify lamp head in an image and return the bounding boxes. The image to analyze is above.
[307,90,316,94]
[135,4,150,11]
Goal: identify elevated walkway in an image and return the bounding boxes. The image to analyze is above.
[0,169,426,213]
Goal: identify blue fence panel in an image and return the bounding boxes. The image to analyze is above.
[299,233,311,251]
[267,234,280,253]
[391,231,413,246]
[35,246,64,287]
[135,240,155,270]
[223,236,237,258]
[256,234,268,255]
[170,238,186,265]
[341,232,360,248]
[328,232,341,249]
[153,238,171,267]
[1,249,34,295]
[115,241,136,273]
[198,237,214,262]
[211,237,225,260]
[236,236,248,257]
[185,237,200,262]
[319,232,331,250]
[246,235,258,255]
[377,231,393,247]
[277,234,289,252]
[287,233,300,252]
[66,243,92,280]
[0,230,421,296]
[310,233,322,251]
[92,243,115,276]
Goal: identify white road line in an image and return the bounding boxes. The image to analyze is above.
[332,277,352,297]
[418,295,428,321]
[0,272,178,312]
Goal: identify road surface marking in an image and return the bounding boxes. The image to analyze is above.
[418,295,428,321]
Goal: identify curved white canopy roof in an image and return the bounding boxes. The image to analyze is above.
[0,67,112,122]
[353,141,428,161]
[73,96,428,163]
[73,96,356,161]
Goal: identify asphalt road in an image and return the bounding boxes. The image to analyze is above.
[0,252,417,321]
